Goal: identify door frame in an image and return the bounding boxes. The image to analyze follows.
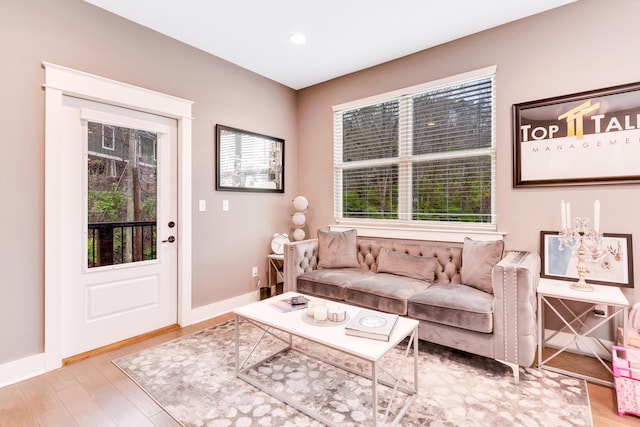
[43,62,193,370]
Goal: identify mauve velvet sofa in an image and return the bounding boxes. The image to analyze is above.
[283,229,541,384]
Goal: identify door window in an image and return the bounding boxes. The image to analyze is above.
[87,121,158,268]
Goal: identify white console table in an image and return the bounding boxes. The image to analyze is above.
[537,277,629,386]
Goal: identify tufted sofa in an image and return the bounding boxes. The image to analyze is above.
[283,230,541,384]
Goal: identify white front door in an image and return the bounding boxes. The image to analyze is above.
[58,96,178,358]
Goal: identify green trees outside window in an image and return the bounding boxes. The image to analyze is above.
[334,73,495,226]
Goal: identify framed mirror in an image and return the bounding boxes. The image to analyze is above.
[215,124,284,193]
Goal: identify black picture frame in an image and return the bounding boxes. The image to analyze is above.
[513,81,640,187]
[540,230,634,288]
[215,124,284,193]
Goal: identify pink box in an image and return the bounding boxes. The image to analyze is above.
[612,346,640,417]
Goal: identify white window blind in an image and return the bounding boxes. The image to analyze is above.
[333,68,496,228]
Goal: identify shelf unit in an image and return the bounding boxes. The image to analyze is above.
[265,254,284,300]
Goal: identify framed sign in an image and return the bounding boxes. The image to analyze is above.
[215,125,284,193]
[540,230,634,288]
[513,82,640,187]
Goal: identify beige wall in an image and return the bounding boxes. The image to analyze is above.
[0,0,298,364]
[2,0,639,369]
[297,0,640,302]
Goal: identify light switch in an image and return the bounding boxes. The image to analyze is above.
[222,200,229,211]
[199,200,206,212]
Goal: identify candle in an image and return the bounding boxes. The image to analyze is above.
[328,306,346,322]
[314,304,328,322]
[561,200,566,230]
[566,202,571,228]
[307,300,322,318]
[594,200,600,232]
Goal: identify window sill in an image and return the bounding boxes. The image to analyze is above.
[329,223,505,243]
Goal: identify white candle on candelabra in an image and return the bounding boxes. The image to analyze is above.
[566,202,571,228]
[594,199,600,232]
[561,200,566,230]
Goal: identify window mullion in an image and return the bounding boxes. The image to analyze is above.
[398,96,412,221]
[333,112,344,220]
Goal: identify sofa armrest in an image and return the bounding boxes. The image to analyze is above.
[492,250,541,367]
[283,238,319,293]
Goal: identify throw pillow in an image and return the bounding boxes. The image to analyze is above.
[377,248,437,282]
[460,237,505,293]
[317,229,360,269]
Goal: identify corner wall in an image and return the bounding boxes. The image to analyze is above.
[296,0,640,303]
[0,0,298,366]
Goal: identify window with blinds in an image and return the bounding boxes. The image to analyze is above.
[333,68,496,227]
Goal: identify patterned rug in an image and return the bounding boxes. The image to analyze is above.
[113,320,593,426]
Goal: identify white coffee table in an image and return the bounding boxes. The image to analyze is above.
[233,292,419,427]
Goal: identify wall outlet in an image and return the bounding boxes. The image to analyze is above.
[593,304,607,318]
[252,266,258,277]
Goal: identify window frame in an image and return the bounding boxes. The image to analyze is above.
[332,66,498,232]
[101,124,115,151]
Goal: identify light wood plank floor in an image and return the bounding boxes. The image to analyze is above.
[1,314,639,426]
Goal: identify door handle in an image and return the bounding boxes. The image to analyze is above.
[162,236,176,243]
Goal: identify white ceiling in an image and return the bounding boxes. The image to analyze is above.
[83,0,577,90]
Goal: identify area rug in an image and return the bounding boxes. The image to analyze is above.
[113,319,593,426]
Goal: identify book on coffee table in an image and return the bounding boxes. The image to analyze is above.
[270,296,308,313]
[344,309,398,341]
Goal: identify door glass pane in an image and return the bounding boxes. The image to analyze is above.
[87,122,157,268]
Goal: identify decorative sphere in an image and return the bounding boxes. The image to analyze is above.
[293,228,306,241]
[292,212,306,226]
[293,195,309,211]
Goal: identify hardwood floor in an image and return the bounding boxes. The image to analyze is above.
[1,314,639,426]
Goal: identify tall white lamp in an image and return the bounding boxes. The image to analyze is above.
[292,195,309,241]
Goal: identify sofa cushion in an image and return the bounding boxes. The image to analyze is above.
[296,268,373,300]
[345,273,431,316]
[460,238,504,293]
[376,248,437,282]
[408,284,494,333]
[317,229,360,269]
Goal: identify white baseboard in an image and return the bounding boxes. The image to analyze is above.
[189,291,259,325]
[543,328,614,361]
[0,353,47,388]
[0,291,260,388]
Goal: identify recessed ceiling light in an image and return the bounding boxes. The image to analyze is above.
[289,33,306,45]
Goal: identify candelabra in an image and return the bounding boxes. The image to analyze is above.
[558,216,604,292]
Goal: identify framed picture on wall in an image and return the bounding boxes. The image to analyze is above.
[513,81,640,187]
[540,230,634,288]
[215,124,285,193]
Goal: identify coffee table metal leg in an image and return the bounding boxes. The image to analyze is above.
[378,329,419,426]
[235,315,292,374]
[372,360,378,427]
[234,314,240,376]
[413,332,419,386]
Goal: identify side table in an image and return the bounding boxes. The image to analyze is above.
[267,253,284,297]
[537,277,629,386]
